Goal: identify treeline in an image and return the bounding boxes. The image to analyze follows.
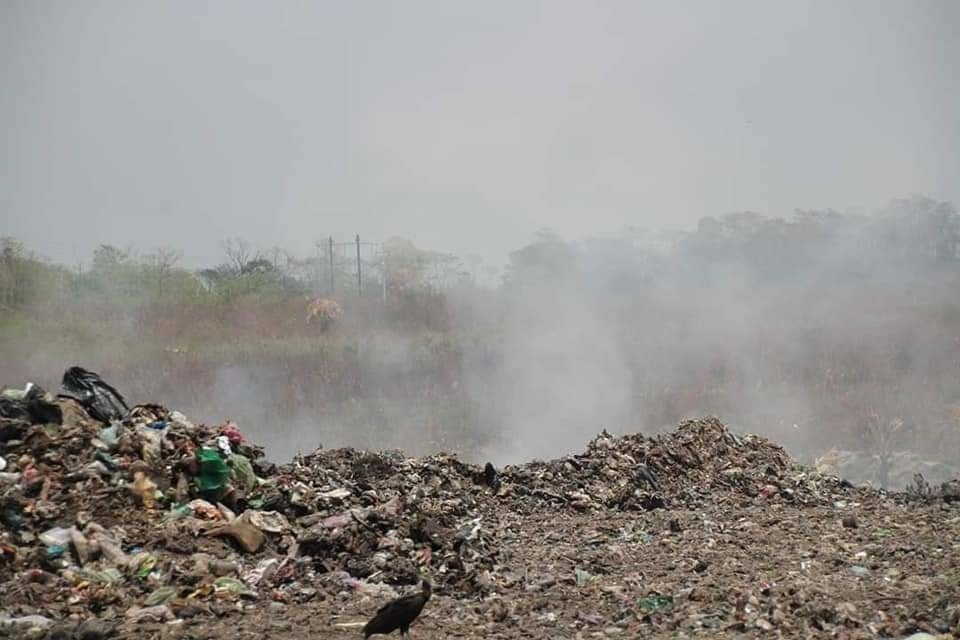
[4,194,958,312]
[0,234,468,322]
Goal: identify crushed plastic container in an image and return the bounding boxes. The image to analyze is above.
[195,448,232,498]
[39,527,72,547]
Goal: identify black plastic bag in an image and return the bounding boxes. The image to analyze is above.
[25,384,63,424]
[0,396,30,422]
[0,384,62,425]
[61,366,129,423]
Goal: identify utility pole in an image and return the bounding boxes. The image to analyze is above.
[356,234,362,295]
[381,246,387,305]
[328,236,334,296]
[314,242,321,294]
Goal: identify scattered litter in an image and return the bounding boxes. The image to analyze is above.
[145,586,179,606]
[0,614,54,631]
[638,595,674,611]
[206,520,266,553]
[125,604,175,623]
[574,568,592,587]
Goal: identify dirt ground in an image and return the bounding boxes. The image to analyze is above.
[131,494,959,640]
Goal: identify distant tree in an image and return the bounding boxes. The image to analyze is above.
[696,216,722,239]
[859,414,910,490]
[92,244,129,274]
[144,247,182,296]
[268,246,285,270]
[384,237,428,291]
[241,258,274,275]
[0,238,73,308]
[505,231,578,283]
[197,265,234,291]
[423,251,465,292]
[719,211,767,239]
[222,238,260,275]
[1,237,25,262]
[0,237,28,306]
[88,244,139,298]
[465,253,484,284]
[879,196,960,261]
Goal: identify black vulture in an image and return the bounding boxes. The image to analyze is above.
[483,462,500,491]
[363,579,432,638]
[636,463,660,491]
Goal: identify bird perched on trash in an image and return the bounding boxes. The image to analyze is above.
[483,462,500,492]
[363,578,432,638]
[635,463,660,491]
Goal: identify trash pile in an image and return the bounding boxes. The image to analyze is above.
[0,367,509,635]
[1,368,955,636]
[498,417,858,511]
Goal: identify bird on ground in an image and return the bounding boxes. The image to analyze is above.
[363,578,432,638]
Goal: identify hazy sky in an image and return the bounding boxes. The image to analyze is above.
[2,1,958,268]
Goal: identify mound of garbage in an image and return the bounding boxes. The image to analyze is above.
[498,420,859,512]
[1,367,953,637]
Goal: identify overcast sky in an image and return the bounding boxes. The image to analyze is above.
[2,1,958,268]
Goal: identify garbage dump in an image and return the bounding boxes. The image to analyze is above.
[1,368,958,639]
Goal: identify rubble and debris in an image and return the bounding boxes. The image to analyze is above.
[0,368,957,638]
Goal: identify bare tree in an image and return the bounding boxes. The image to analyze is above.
[92,244,129,274]
[268,246,285,270]
[222,238,259,275]
[860,413,909,490]
[145,247,182,296]
[0,237,27,307]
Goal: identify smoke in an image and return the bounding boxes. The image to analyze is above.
[454,201,960,473]
[481,265,633,463]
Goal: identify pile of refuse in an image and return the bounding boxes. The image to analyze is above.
[0,368,296,632]
[0,367,514,634]
[498,417,859,511]
[2,367,953,635]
